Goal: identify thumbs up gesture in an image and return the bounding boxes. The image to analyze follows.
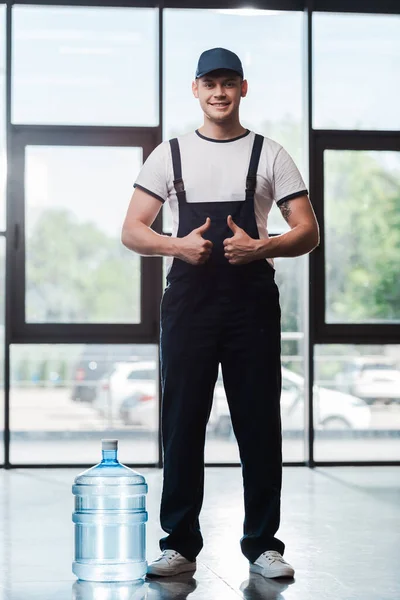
[177,217,213,265]
[223,215,258,265]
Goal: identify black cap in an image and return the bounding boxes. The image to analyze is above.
[195,48,244,79]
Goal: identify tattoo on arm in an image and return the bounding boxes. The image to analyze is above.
[279,201,292,222]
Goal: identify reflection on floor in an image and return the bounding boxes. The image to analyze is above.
[0,466,399,599]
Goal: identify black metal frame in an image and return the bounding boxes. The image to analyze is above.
[312,131,400,345]
[304,3,314,467]
[2,0,400,469]
[8,126,162,344]
[8,0,400,13]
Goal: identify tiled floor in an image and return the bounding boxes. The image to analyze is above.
[0,466,399,599]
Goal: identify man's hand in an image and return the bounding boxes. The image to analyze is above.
[177,217,213,265]
[223,215,259,265]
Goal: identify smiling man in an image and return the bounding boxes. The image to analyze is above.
[122,47,319,580]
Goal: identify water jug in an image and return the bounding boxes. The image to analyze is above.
[72,439,148,582]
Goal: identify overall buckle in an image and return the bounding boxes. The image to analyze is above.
[246,175,257,192]
[173,178,185,194]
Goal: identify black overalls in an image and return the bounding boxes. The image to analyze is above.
[159,134,285,563]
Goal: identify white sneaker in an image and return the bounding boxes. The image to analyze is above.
[250,550,295,579]
[146,549,197,577]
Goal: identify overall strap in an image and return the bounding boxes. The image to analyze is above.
[169,138,187,203]
[245,134,264,202]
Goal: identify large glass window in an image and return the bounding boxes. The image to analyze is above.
[10,344,158,465]
[313,13,400,130]
[4,5,398,468]
[164,8,307,462]
[163,8,306,236]
[314,345,400,461]
[12,6,158,126]
[324,150,400,324]
[164,9,305,167]
[25,145,142,324]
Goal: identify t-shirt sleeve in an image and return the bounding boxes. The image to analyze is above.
[133,142,168,204]
[273,147,308,205]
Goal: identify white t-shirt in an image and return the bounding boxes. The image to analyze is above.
[134,129,308,270]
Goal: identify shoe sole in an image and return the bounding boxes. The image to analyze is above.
[250,563,295,579]
[146,562,197,577]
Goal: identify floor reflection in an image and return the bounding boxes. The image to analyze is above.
[146,573,198,598]
[72,573,198,600]
[240,573,293,600]
[72,579,148,600]
[71,573,294,599]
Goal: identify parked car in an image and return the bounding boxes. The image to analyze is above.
[94,360,371,435]
[93,361,158,429]
[335,357,400,405]
[71,345,156,403]
[209,367,371,436]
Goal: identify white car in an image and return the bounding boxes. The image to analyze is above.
[94,362,371,434]
[209,367,371,436]
[93,361,158,429]
[335,357,400,405]
[353,368,400,404]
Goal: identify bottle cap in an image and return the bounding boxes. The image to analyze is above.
[102,439,118,451]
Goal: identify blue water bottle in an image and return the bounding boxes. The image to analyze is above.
[72,439,148,582]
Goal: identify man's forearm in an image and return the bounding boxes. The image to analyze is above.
[255,224,319,259]
[121,220,181,258]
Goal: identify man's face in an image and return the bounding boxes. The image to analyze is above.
[192,69,248,123]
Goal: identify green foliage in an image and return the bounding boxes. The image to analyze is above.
[325,151,400,322]
[25,141,400,337]
[27,209,140,322]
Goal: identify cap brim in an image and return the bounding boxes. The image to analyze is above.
[196,67,242,78]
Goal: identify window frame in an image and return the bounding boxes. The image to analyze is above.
[8,125,163,344]
[2,0,400,469]
[311,130,400,344]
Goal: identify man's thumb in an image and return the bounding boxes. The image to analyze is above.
[196,217,211,234]
[227,215,239,233]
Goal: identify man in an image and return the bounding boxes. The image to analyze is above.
[121,47,319,579]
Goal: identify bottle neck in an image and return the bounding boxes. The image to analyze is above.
[101,449,118,463]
